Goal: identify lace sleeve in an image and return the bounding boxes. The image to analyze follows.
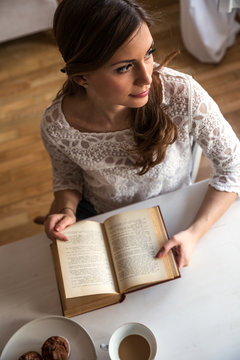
[41,124,83,195]
[190,78,240,195]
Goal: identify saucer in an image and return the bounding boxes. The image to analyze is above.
[1,315,97,360]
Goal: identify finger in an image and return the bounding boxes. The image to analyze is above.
[46,229,69,242]
[156,238,177,258]
[44,214,75,242]
[177,254,190,269]
[54,231,69,242]
[46,214,64,232]
[54,216,75,232]
[44,215,66,242]
[45,230,57,242]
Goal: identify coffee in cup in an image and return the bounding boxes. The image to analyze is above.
[118,333,151,359]
[100,322,157,360]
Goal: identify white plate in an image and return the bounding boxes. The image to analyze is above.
[1,315,97,360]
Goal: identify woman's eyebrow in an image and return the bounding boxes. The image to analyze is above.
[110,41,154,67]
[111,58,135,66]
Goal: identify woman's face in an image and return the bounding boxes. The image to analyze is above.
[84,22,154,111]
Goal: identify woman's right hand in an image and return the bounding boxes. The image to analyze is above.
[44,213,76,242]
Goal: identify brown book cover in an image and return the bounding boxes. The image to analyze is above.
[51,206,180,317]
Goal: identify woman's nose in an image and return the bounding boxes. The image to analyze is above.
[134,62,152,86]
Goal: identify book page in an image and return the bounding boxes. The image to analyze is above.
[56,220,119,298]
[104,207,177,292]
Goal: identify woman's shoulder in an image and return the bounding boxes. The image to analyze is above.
[155,66,193,107]
[157,65,192,80]
[41,96,75,145]
[157,66,208,95]
[42,96,63,124]
[156,65,210,109]
[41,95,74,137]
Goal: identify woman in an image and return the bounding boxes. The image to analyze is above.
[37,0,240,268]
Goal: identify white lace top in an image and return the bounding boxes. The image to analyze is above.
[41,67,240,213]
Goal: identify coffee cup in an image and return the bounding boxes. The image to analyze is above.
[100,322,157,360]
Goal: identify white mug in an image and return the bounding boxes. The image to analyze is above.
[100,322,157,360]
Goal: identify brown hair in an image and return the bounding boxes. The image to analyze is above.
[53,0,178,174]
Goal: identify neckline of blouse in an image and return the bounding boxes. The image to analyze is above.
[56,95,133,136]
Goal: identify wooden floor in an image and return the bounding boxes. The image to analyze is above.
[0,0,239,246]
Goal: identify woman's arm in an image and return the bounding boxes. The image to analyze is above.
[156,185,237,268]
[44,189,82,242]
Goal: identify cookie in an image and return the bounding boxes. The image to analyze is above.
[41,336,70,360]
[18,351,42,360]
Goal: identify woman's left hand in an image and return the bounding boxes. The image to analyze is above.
[156,229,200,269]
[156,187,237,269]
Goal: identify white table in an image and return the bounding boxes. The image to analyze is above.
[1,180,240,359]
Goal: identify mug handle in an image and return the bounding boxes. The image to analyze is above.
[100,344,109,351]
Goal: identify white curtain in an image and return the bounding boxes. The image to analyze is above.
[180,0,240,63]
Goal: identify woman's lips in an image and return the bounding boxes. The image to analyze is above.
[129,89,150,98]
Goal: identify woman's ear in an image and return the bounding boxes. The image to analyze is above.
[72,75,88,87]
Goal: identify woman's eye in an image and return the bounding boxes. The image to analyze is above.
[146,47,156,58]
[116,63,133,74]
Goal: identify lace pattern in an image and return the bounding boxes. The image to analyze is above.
[41,67,240,213]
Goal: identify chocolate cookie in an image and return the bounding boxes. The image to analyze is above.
[18,351,42,360]
[41,336,70,360]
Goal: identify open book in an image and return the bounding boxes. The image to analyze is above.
[51,206,180,317]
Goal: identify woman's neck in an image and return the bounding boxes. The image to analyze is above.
[63,91,133,133]
[90,105,132,132]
